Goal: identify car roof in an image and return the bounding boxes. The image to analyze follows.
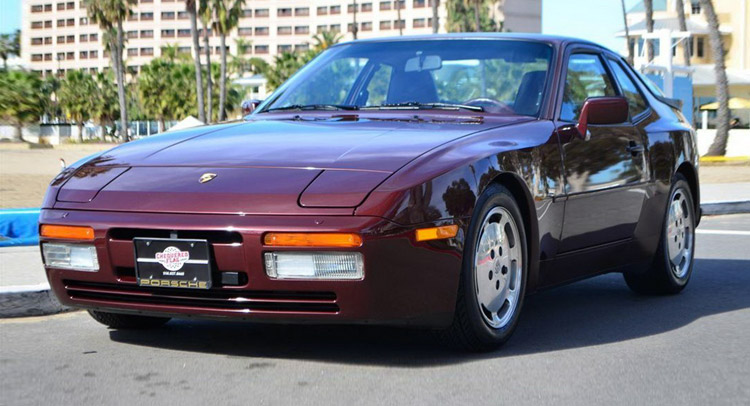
[337,33,608,51]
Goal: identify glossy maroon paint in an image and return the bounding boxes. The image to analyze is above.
[40,34,700,327]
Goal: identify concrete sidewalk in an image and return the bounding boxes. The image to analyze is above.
[2,182,749,318]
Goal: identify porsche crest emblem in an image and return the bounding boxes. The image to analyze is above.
[199,173,217,184]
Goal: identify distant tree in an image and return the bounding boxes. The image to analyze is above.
[675,0,691,66]
[85,0,135,141]
[446,0,496,32]
[701,0,730,156]
[263,52,309,91]
[620,0,634,65]
[0,70,44,142]
[644,0,654,60]
[209,0,245,121]
[198,0,214,123]
[59,70,98,142]
[91,72,120,139]
[312,31,343,53]
[186,0,206,123]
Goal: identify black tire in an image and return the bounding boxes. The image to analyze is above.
[87,310,170,329]
[439,183,528,352]
[624,174,696,295]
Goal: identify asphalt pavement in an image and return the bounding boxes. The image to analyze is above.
[1,214,748,405]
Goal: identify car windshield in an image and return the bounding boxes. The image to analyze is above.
[260,39,553,116]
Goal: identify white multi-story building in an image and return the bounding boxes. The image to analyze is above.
[21,0,541,78]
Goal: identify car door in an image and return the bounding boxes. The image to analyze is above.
[555,50,649,253]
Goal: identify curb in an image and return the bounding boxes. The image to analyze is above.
[0,284,71,318]
[701,200,750,216]
[1,201,749,319]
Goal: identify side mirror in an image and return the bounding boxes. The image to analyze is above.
[241,99,263,115]
[576,96,629,139]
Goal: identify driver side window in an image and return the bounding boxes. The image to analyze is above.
[560,53,616,122]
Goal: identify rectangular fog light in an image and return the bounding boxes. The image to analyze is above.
[264,252,364,280]
[42,243,99,272]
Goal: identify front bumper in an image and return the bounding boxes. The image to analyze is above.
[40,209,464,327]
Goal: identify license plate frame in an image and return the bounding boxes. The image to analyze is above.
[134,237,212,289]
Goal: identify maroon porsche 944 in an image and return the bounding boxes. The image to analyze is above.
[40,34,700,351]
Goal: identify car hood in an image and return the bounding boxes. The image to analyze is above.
[52,115,531,215]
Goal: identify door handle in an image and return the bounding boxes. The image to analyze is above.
[627,141,644,155]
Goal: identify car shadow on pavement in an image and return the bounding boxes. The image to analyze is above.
[108,258,750,367]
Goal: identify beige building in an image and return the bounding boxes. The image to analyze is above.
[620,0,750,126]
[21,0,541,78]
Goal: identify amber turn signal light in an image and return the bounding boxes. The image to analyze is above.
[415,225,459,242]
[40,225,95,240]
[263,233,363,248]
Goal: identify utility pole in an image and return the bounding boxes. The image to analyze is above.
[432,0,439,33]
[352,0,359,40]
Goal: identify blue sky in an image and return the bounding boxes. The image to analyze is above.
[2,0,640,53]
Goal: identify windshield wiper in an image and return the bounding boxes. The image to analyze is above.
[362,102,484,112]
[266,104,360,112]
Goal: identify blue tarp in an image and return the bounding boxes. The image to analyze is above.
[0,208,41,247]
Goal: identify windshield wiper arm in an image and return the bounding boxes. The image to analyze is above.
[362,102,484,112]
[266,104,360,112]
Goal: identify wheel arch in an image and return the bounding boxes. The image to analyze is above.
[675,161,700,225]
[484,172,541,293]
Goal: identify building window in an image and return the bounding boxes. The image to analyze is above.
[66,52,74,60]
[161,11,175,20]
[31,5,44,13]
[255,8,269,17]
[295,7,309,16]
[90,50,98,58]
[45,37,52,44]
[66,1,74,9]
[394,19,405,29]
[80,17,89,25]
[254,45,269,54]
[66,35,74,43]
[348,4,358,13]
[161,29,175,37]
[177,11,189,19]
[177,47,190,55]
[127,48,139,56]
[348,23,357,32]
[330,5,341,14]
[278,44,292,53]
[278,26,292,35]
[414,0,426,8]
[141,12,154,21]
[140,30,154,38]
[31,21,44,29]
[295,43,309,52]
[80,34,88,42]
[696,37,704,57]
[128,13,138,21]
[330,24,341,32]
[395,0,405,9]
[241,9,252,17]
[57,19,65,27]
[56,36,65,44]
[31,37,44,46]
[317,24,327,33]
[317,6,327,15]
[255,27,269,36]
[127,30,138,39]
[45,20,52,28]
[66,18,74,26]
[57,3,65,11]
[361,21,373,31]
[278,8,292,17]
[380,21,391,30]
[295,25,309,35]
[413,18,426,28]
[177,29,191,37]
[362,3,372,12]
[44,53,53,61]
[380,1,391,10]
[690,1,701,14]
[44,4,52,11]
[89,33,98,41]
[32,54,43,62]
[80,51,88,59]
[238,27,252,36]
[141,48,154,56]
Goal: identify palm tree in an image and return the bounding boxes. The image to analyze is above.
[620,0,634,65]
[186,0,206,123]
[84,0,134,141]
[432,0,439,33]
[311,31,343,53]
[59,70,97,142]
[209,0,245,122]
[675,0,691,66]
[0,33,15,69]
[396,0,403,35]
[198,0,214,123]
[0,70,44,142]
[91,72,120,139]
[644,0,654,61]
[445,0,495,32]
[230,37,252,76]
[701,0,730,156]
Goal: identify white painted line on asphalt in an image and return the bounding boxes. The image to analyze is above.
[696,229,750,236]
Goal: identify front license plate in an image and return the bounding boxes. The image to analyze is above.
[134,238,212,289]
